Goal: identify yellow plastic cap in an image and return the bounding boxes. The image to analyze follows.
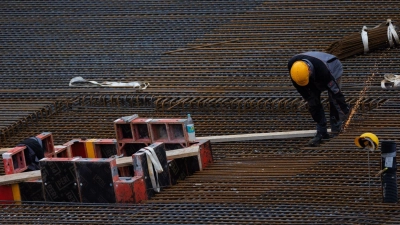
[290,61,310,86]
[354,132,379,150]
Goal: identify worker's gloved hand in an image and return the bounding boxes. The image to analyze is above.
[331,105,353,137]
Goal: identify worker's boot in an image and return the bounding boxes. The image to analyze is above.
[308,131,330,147]
[330,118,343,138]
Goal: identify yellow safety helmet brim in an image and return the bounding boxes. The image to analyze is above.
[354,132,379,150]
[290,61,310,86]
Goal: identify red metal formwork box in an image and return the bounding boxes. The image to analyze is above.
[149,119,190,147]
[40,157,81,202]
[0,185,14,203]
[2,146,32,203]
[117,142,148,177]
[75,158,119,203]
[81,138,118,159]
[132,142,171,199]
[75,158,147,203]
[184,139,213,174]
[93,139,118,158]
[62,139,88,158]
[2,146,28,175]
[83,139,119,159]
[114,116,152,156]
[54,145,71,158]
[19,179,45,202]
[39,157,146,203]
[114,114,140,142]
[166,139,213,179]
[114,176,147,203]
[131,118,152,143]
[167,159,187,185]
[118,143,148,158]
[0,148,15,203]
[36,132,55,158]
[178,157,199,176]
[194,139,213,169]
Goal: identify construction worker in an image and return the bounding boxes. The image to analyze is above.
[288,51,350,147]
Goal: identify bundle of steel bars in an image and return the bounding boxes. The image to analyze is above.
[326,21,400,59]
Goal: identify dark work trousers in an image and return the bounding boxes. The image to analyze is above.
[308,78,349,133]
[328,77,349,122]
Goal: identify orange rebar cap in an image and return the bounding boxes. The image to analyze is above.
[290,61,310,86]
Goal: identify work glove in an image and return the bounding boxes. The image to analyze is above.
[331,105,353,137]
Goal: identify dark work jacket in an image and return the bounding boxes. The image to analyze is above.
[287,52,343,100]
[17,137,44,171]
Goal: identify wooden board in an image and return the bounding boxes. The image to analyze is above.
[165,146,200,160]
[196,129,331,143]
[0,171,41,186]
[0,148,13,154]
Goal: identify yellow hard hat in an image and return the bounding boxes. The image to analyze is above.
[354,132,379,150]
[290,61,310,86]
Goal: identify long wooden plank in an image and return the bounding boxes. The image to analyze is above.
[115,156,133,168]
[165,146,200,160]
[165,146,203,171]
[0,171,41,186]
[196,129,331,143]
[0,148,13,154]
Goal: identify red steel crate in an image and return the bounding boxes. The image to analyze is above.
[36,132,55,158]
[114,114,139,143]
[131,118,152,143]
[62,139,88,158]
[54,145,71,158]
[2,146,28,175]
[93,139,118,158]
[114,176,147,203]
[149,119,190,147]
